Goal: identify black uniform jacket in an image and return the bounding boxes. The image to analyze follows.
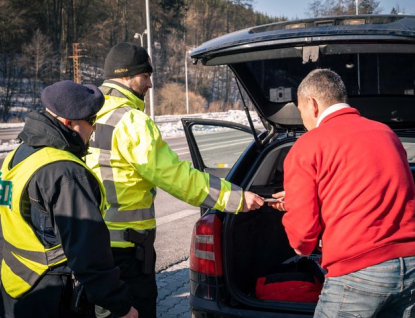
[11,111,132,316]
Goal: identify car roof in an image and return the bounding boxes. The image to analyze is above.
[190,15,415,64]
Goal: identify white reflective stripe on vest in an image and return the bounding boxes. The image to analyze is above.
[104,205,155,222]
[2,242,65,287]
[109,228,148,242]
[2,247,40,287]
[96,108,129,206]
[4,240,65,266]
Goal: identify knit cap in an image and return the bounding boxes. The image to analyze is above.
[41,80,104,120]
[104,42,153,79]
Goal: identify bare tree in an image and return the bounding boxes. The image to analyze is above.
[20,30,58,106]
[358,0,381,14]
[0,0,26,122]
[307,0,381,17]
[390,4,405,14]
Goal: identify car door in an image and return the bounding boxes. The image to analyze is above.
[181,118,258,214]
[181,118,258,176]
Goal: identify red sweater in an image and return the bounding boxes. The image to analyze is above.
[282,107,415,277]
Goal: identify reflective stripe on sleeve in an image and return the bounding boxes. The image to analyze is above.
[201,175,221,208]
[223,182,243,213]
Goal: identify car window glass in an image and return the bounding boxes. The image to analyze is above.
[191,125,253,173]
[246,53,415,102]
[400,137,415,163]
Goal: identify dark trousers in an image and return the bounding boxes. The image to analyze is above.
[112,247,158,318]
[1,274,93,318]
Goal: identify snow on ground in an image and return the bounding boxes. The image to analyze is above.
[156,110,262,138]
[0,110,263,157]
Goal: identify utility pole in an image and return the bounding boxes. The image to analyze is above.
[69,43,86,83]
[355,0,359,15]
[146,0,155,121]
[185,49,189,114]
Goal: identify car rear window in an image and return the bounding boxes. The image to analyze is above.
[246,52,415,103]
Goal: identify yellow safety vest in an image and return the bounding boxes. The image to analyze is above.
[0,146,106,298]
[85,82,243,248]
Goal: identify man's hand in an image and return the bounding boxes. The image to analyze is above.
[242,191,264,212]
[268,190,286,211]
[120,307,138,318]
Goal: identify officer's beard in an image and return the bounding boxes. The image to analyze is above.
[132,88,145,101]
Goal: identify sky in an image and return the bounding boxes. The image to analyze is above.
[252,0,415,20]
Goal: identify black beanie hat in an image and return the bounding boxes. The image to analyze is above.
[41,80,104,120]
[104,42,153,79]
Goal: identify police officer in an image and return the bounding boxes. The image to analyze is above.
[86,42,264,318]
[0,81,138,318]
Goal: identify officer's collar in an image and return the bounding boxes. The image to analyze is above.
[102,80,145,111]
[103,80,144,101]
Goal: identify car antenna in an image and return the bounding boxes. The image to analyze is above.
[235,78,263,150]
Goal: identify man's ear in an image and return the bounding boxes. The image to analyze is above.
[55,117,75,129]
[310,97,320,119]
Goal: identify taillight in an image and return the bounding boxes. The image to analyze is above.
[190,214,223,276]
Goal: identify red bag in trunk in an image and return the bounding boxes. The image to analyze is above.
[255,257,324,303]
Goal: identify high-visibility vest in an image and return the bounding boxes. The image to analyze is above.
[86,82,243,248]
[0,146,106,298]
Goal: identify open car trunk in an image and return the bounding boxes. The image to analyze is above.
[222,141,321,313]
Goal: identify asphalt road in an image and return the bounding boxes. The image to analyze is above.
[153,135,200,271]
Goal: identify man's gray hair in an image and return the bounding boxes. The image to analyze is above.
[297,69,348,107]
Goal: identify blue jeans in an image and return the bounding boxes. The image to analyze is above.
[314,256,415,318]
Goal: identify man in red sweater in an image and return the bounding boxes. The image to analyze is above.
[271,69,415,317]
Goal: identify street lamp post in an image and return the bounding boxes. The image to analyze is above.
[134,30,147,47]
[146,0,155,121]
[185,50,189,114]
[184,48,194,115]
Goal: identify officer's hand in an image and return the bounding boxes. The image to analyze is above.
[242,191,264,212]
[120,307,139,318]
[269,191,285,211]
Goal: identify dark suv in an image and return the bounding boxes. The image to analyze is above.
[182,15,415,318]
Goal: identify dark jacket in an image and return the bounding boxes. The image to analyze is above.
[12,111,132,316]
